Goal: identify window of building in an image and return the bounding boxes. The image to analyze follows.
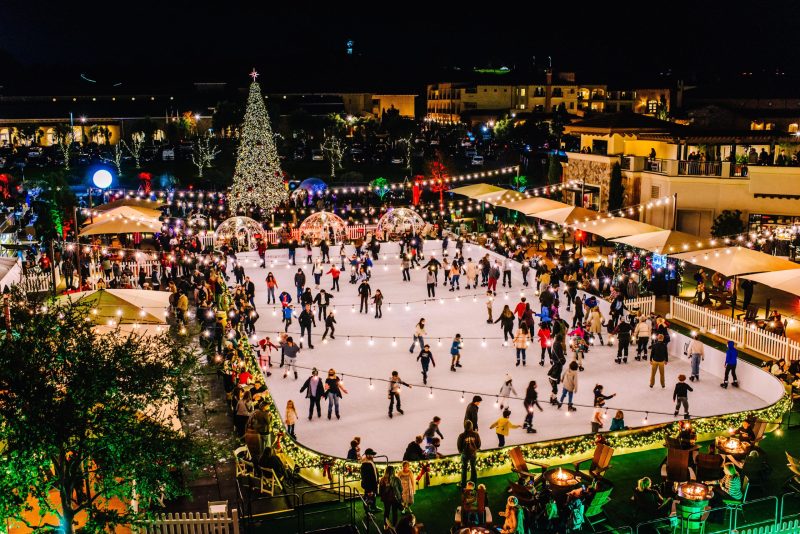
[569,102,575,109]
[647,99,658,113]
[494,88,498,92]
[520,88,526,96]
[519,104,526,110]
[651,186,660,198]
[570,88,575,94]
[789,123,799,133]
[483,88,487,92]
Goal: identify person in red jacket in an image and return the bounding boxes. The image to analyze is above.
[513,297,528,329]
[326,264,341,292]
[537,322,553,366]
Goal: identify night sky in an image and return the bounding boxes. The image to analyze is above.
[1,2,799,90]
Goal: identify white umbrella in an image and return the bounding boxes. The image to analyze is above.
[449,183,507,199]
[79,216,164,236]
[611,230,706,253]
[741,269,800,298]
[493,196,570,215]
[671,247,800,277]
[535,206,601,225]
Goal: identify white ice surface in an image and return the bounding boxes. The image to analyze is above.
[235,241,775,461]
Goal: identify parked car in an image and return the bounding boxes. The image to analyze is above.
[162,146,175,161]
[471,155,485,166]
[293,147,306,161]
[390,152,405,165]
[465,148,477,158]
[311,149,323,161]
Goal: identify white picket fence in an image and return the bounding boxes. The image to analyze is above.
[624,295,656,316]
[670,296,800,361]
[20,269,60,293]
[144,509,240,534]
[204,224,376,247]
[88,260,162,281]
[738,519,800,534]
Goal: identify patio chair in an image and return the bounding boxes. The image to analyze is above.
[257,466,284,497]
[457,484,491,528]
[736,304,759,324]
[721,475,749,525]
[233,446,255,478]
[695,453,724,482]
[786,450,800,470]
[508,446,548,486]
[785,460,800,493]
[572,443,615,480]
[584,480,613,531]
[661,448,695,484]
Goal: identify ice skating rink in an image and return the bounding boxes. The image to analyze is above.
[240,241,782,461]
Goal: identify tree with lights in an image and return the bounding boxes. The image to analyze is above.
[0,293,210,533]
[53,124,73,170]
[229,70,286,214]
[322,132,344,178]
[122,132,146,168]
[191,134,221,178]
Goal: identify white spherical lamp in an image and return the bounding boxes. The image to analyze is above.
[92,169,113,189]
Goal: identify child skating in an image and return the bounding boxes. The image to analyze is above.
[417,344,436,385]
[499,374,517,410]
[450,333,463,371]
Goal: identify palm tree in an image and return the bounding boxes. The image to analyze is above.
[16,125,44,146]
[89,125,112,145]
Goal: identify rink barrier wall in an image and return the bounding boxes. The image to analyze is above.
[670,296,800,362]
[236,240,788,488]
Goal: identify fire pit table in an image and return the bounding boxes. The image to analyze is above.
[716,435,752,461]
[544,467,584,492]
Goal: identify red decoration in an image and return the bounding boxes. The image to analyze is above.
[321,458,334,481]
[428,162,450,207]
[416,463,431,487]
[412,175,425,206]
[273,430,284,452]
[137,172,153,194]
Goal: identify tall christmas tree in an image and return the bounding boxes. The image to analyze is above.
[228,69,286,215]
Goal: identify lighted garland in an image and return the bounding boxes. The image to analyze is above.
[236,330,790,484]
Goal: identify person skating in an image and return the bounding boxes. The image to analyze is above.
[324,368,348,419]
[401,254,411,282]
[687,333,704,381]
[266,272,278,305]
[495,305,515,342]
[322,311,336,340]
[417,344,435,384]
[558,361,579,411]
[523,380,543,433]
[372,289,384,318]
[571,292,584,328]
[633,315,651,360]
[649,334,669,388]
[388,370,412,418]
[587,307,604,345]
[409,318,426,353]
[299,367,325,420]
[422,256,441,284]
[465,258,477,289]
[294,268,306,301]
[326,264,341,292]
[674,374,693,418]
[284,400,298,439]
[464,395,482,431]
[449,262,461,291]
[537,322,553,366]
[281,336,301,379]
[358,279,371,314]
[498,374,517,409]
[450,333,463,371]
[424,416,444,445]
[502,258,513,288]
[721,340,739,388]
[314,289,333,320]
[490,409,521,447]
[426,268,436,298]
[486,291,494,324]
[513,324,531,366]
[592,384,616,408]
[488,262,500,295]
[298,303,316,349]
[614,319,632,364]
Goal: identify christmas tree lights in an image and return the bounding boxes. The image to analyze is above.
[228,70,286,215]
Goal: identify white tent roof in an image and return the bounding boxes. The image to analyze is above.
[611,230,705,253]
[79,216,164,236]
[741,269,800,297]
[671,247,800,277]
[0,257,21,290]
[449,183,507,199]
[90,205,164,221]
[534,206,601,225]
[60,288,171,325]
[574,217,662,239]
[494,196,570,215]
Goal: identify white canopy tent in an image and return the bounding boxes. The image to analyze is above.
[534,205,601,225]
[740,269,800,298]
[0,257,21,290]
[671,247,800,277]
[494,196,570,215]
[91,205,164,221]
[611,230,704,253]
[449,183,507,199]
[79,216,164,236]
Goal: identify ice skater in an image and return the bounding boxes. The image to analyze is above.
[450,333,463,371]
[322,311,336,340]
[673,374,693,418]
[633,315,651,360]
[687,333,704,381]
[388,371,412,418]
[489,409,521,447]
[417,344,435,385]
[498,374,517,410]
[537,322,552,366]
[358,279,372,313]
[513,323,531,366]
[721,340,739,388]
[372,289,384,318]
[522,381,543,433]
[409,318,426,353]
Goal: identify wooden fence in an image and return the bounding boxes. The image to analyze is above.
[202,224,376,247]
[144,509,239,534]
[670,296,800,361]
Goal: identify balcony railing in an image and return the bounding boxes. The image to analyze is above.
[646,158,668,173]
[732,163,749,177]
[677,160,722,176]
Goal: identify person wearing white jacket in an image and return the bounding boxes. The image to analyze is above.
[633,316,652,360]
[687,335,705,381]
[465,259,478,289]
[409,318,427,353]
[499,374,518,410]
